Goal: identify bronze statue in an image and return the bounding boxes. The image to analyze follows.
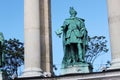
[56,7,88,67]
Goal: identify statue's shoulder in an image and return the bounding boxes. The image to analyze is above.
[0,32,3,37]
[63,18,71,24]
[64,17,85,23]
[65,18,72,21]
[76,17,85,22]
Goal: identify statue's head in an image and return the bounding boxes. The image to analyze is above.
[69,7,77,17]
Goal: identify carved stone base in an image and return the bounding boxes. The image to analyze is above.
[61,63,92,75]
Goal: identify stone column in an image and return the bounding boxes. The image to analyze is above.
[22,0,43,77]
[40,0,53,74]
[107,0,120,69]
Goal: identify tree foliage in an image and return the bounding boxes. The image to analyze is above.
[85,36,109,64]
[1,36,108,78]
[1,38,24,80]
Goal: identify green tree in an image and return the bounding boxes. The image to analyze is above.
[1,38,24,80]
[85,36,109,64]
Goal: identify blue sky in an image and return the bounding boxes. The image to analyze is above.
[0,0,24,41]
[0,0,111,75]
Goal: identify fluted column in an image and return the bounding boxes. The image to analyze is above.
[107,0,120,69]
[22,0,42,77]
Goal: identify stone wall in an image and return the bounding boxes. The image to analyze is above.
[15,69,120,80]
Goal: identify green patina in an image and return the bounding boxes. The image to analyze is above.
[56,7,88,68]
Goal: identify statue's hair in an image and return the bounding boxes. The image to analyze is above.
[69,7,77,16]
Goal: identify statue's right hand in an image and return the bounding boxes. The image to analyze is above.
[55,28,63,38]
[55,31,62,38]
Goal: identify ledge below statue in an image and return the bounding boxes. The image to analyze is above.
[61,62,92,75]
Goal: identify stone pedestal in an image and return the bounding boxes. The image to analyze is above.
[107,0,120,69]
[61,63,92,75]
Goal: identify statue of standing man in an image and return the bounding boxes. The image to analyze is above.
[56,7,88,68]
[0,32,4,67]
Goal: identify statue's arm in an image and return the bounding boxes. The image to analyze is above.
[77,19,86,37]
[55,27,63,38]
[55,20,68,38]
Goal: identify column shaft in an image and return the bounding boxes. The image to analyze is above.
[107,0,120,69]
[40,0,53,74]
[22,0,42,77]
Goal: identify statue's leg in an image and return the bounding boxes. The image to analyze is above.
[77,43,84,62]
[70,44,76,63]
[82,45,86,61]
[66,45,70,63]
